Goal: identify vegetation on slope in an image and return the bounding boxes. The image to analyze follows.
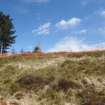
[0,52,105,105]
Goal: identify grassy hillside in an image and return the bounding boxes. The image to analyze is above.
[0,51,105,105]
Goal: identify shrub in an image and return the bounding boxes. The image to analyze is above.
[17,75,51,90]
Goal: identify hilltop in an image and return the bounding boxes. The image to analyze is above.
[0,50,105,105]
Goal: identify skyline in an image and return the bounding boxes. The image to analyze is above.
[0,0,105,52]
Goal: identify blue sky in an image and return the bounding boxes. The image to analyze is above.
[0,0,105,52]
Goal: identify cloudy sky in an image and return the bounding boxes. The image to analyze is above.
[0,0,105,52]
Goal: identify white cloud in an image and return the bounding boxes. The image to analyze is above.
[56,17,81,29]
[72,29,87,35]
[79,29,87,34]
[22,0,49,3]
[100,10,105,17]
[48,36,105,52]
[32,22,51,35]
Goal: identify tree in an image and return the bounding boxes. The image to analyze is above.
[11,48,16,55]
[33,45,41,53]
[20,48,24,54]
[0,11,16,54]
